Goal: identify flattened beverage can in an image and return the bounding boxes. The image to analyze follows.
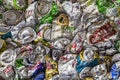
[35,23,52,42]
[35,0,52,18]
[3,65,15,80]
[111,61,120,80]
[0,39,6,52]
[2,10,23,26]
[51,13,71,40]
[58,54,78,80]
[89,22,118,44]
[17,27,36,44]
[45,55,59,80]
[115,40,120,52]
[67,31,86,54]
[0,49,16,66]
[91,63,107,80]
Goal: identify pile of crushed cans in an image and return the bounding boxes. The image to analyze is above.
[1,0,120,80]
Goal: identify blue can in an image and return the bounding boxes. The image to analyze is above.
[34,73,45,80]
[76,53,99,73]
[31,63,45,80]
[111,61,120,80]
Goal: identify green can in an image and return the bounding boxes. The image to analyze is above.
[115,40,120,52]
[96,0,115,13]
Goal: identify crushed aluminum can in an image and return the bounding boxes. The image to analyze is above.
[0,49,16,66]
[79,48,99,62]
[43,28,52,41]
[105,48,117,55]
[52,49,64,61]
[45,55,59,80]
[17,66,30,79]
[99,55,112,72]
[2,10,23,26]
[0,23,10,35]
[25,1,35,18]
[79,67,92,79]
[106,7,118,18]
[1,0,120,80]
[5,16,36,40]
[58,54,78,80]
[111,61,120,80]
[55,13,69,26]
[36,23,52,41]
[84,14,106,32]
[34,43,50,62]
[67,31,86,54]
[35,0,52,19]
[19,44,34,56]
[51,13,73,40]
[15,59,24,69]
[91,63,108,80]
[76,50,99,73]
[96,40,117,55]
[35,1,58,30]
[115,40,120,52]
[82,0,98,14]
[24,55,36,66]
[35,44,46,55]
[0,39,6,52]
[82,77,94,80]
[88,22,118,44]
[6,38,21,48]
[51,74,59,80]
[112,53,120,63]
[52,38,71,50]
[51,22,73,40]
[3,65,15,80]
[33,37,51,48]
[17,62,45,79]
[95,0,115,13]
[32,73,45,80]
[62,0,82,20]
[17,27,36,44]
[31,62,45,80]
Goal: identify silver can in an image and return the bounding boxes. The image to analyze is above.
[2,10,23,26]
[0,49,16,66]
[17,27,36,44]
[35,0,52,19]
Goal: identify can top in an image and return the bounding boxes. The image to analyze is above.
[91,63,107,78]
[0,49,16,65]
[18,27,36,44]
[35,0,52,17]
[2,10,20,25]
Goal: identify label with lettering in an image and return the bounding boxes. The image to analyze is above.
[89,23,117,44]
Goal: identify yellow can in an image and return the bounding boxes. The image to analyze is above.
[45,55,59,80]
[80,50,99,61]
[0,39,6,52]
[56,14,69,26]
[83,77,94,80]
